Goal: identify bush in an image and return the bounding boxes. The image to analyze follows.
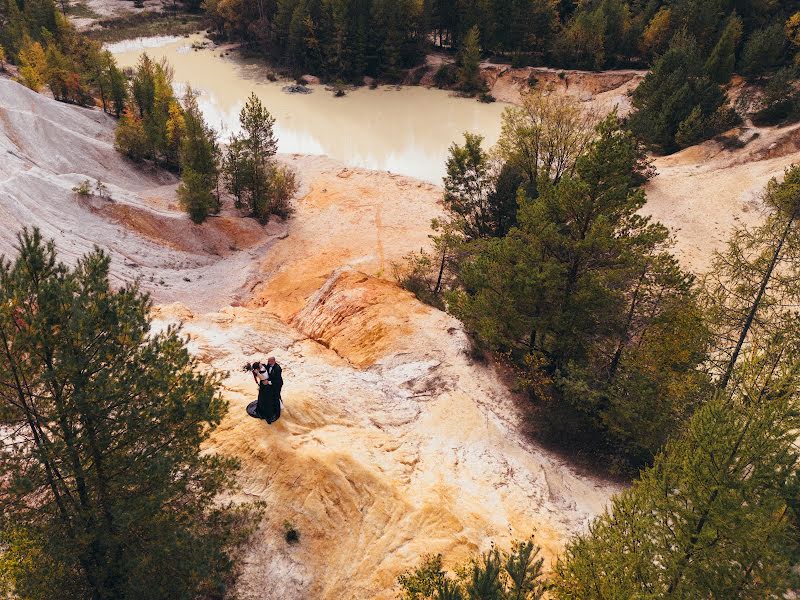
[739,24,787,79]
[72,179,92,196]
[177,169,215,223]
[283,521,299,544]
[478,92,496,103]
[114,114,149,162]
[752,97,799,126]
[433,64,458,89]
[268,164,298,219]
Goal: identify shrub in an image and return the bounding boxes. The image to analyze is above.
[433,63,458,89]
[72,179,92,196]
[268,164,298,219]
[283,521,299,544]
[114,114,149,162]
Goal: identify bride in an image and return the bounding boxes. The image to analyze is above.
[250,361,281,423]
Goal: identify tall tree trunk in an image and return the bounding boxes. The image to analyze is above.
[608,264,648,382]
[719,212,796,389]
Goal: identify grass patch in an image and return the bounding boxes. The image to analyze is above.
[88,11,205,43]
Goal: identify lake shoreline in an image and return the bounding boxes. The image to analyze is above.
[110,33,510,184]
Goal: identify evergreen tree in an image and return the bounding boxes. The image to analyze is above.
[457,25,482,93]
[704,12,743,84]
[0,229,255,599]
[739,23,787,79]
[238,92,278,220]
[398,538,546,600]
[177,87,220,223]
[553,361,800,598]
[629,31,730,152]
[107,60,128,118]
[704,165,800,391]
[450,115,706,463]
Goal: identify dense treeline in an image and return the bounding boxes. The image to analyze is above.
[202,0,800,149]
[398,86,800,471]
[398,157,800,597]
[202,0,800,80]
[0,230,258,598]
[0,0,126,109]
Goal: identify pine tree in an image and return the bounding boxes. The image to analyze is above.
[457,24,482,93]
[238,92,278,220]
[553,360,800,598]
[397,538,547,599]
[739,23,787,79]
[107,60,128,117]
[629,31,728,152]
[0,229,256,599]
[177,88,220,223]
[704,12,743,84]
[704,165,800,391]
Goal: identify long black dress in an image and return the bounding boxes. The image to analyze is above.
[256,364,282,424]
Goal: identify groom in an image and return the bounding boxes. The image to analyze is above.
[265,356,283,406]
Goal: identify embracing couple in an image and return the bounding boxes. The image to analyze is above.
[249,357,283,424]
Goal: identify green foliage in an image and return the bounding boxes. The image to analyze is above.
[0,229,258,599]
[703,165,800,391]
[397,133,523,308]
[450,114,708,465]
[221,93,298,222]
[553,364,800,598]
[740,23,788,79]
[201,0,800,80]
[176,87,220,223]
[457,25,482,94]
[444,133,500,240]
[397,538,546,600]
[629,32,731,152]
[704,13,742,84]
[433,64,458,89]
[72,179,92,196]
[178,168,217,223]
[752,67,800,125]
[495,90,595,194]
[0,0,125,109]
[116,54,185,169]
[114,113,149,162]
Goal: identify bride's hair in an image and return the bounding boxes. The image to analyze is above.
[242,361,263,372]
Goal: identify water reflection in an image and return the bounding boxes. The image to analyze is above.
[109,34,507,184]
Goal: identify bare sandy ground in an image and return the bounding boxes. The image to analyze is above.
[645,122,800,271]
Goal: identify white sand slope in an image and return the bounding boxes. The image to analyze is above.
[0,78,280,311]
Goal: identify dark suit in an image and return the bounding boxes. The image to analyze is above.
[266,363,283,399]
